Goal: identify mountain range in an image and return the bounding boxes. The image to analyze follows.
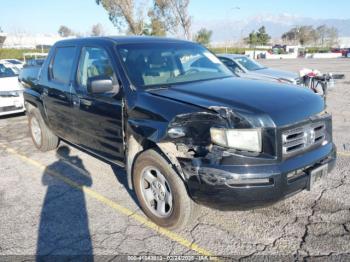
[193,14,350,42]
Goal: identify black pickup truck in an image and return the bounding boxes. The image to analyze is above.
[23,37,336,229]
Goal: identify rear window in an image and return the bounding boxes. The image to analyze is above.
[51,47,76,84]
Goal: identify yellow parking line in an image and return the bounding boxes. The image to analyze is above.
[338,151,350,157]
[0,144,214,258]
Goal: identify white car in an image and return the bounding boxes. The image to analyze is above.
[0,63,25,116]
[0,59,24,71]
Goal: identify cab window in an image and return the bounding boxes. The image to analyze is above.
[50,47,76,84]
[77,47,116,89]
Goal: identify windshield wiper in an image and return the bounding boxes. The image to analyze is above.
[145,84,173,91]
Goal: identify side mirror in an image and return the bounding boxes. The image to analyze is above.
[87,76,114,94]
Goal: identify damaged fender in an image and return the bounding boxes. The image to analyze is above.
[125,105,250,190]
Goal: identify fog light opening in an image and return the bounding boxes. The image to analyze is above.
[227,178,273,187]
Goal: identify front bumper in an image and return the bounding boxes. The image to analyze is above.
[181,143,336,210]
[0,95,25,116]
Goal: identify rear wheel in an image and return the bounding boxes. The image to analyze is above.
[28,108,59,152]
[133,149,199,230]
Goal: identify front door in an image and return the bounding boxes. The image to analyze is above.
[71,46,124,163]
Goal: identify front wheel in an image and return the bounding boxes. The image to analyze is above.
[133,149,199,230]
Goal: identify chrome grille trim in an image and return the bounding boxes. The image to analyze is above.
[282,122,326,156]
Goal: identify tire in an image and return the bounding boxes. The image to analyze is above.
[28,108,59,152]
[133,149,199,230]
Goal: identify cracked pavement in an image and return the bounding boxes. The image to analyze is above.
[0,59,349,259]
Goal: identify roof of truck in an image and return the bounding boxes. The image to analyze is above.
[55,36,193,46]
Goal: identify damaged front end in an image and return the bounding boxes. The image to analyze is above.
[153,106,336,210]
[156,106,278,191]
[126,102,336,210]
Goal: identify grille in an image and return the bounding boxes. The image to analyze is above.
[282,122,326,156]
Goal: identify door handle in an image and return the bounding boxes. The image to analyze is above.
[72,96,92,107]
[80,98,92,106]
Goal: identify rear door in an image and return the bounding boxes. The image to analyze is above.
[71,45,124,163]
[43,46,78,142]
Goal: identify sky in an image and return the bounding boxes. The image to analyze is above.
[0,0,349,35]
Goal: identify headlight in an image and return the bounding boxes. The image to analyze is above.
[0,91,20,97]
[210,128,262,152]
[9,91,19,96]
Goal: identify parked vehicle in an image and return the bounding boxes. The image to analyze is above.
[0,63,25,116]
[23,58,46,68]
[23,52,48,64]
[19,58,45,89]
[23,37,336,229]
[218,54,300,85]
[0,60,21,75]
[0,59,24,70]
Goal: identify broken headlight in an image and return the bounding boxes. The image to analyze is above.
[210,128,262,152]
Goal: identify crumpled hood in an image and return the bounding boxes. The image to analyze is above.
[148,77,324,127]
[254,68,298,81]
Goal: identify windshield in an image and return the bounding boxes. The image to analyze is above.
[0,64,17,77]
[235,56,265,71]
[117,42,233,87]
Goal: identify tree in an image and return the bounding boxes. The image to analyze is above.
[244,26,271,47]
[96,0,192,38]
[96,0,148,35]
[326,26,339,47]
[281,26,317,46]
[244,31,258,47]
[282,27,299,44]
[195,28,212,46]
[58,25,74,37]
[0,27,3,33]
[91,23,105,36]
[153,0,192,39]
[316,25,327,46]
[298,26,317,45]
[146,9,168,36]
[256,26,271,46]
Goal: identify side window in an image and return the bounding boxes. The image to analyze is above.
[77,47,116,89]
[219,57,240,73]
[50,47,76,84]
[220,57,236,68]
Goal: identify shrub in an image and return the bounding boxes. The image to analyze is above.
[0,48,48,60]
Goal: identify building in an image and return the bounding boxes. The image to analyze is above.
[338,37,350,48]
[1,33,74,49]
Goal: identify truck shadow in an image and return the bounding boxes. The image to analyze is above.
[36,146,93,260]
